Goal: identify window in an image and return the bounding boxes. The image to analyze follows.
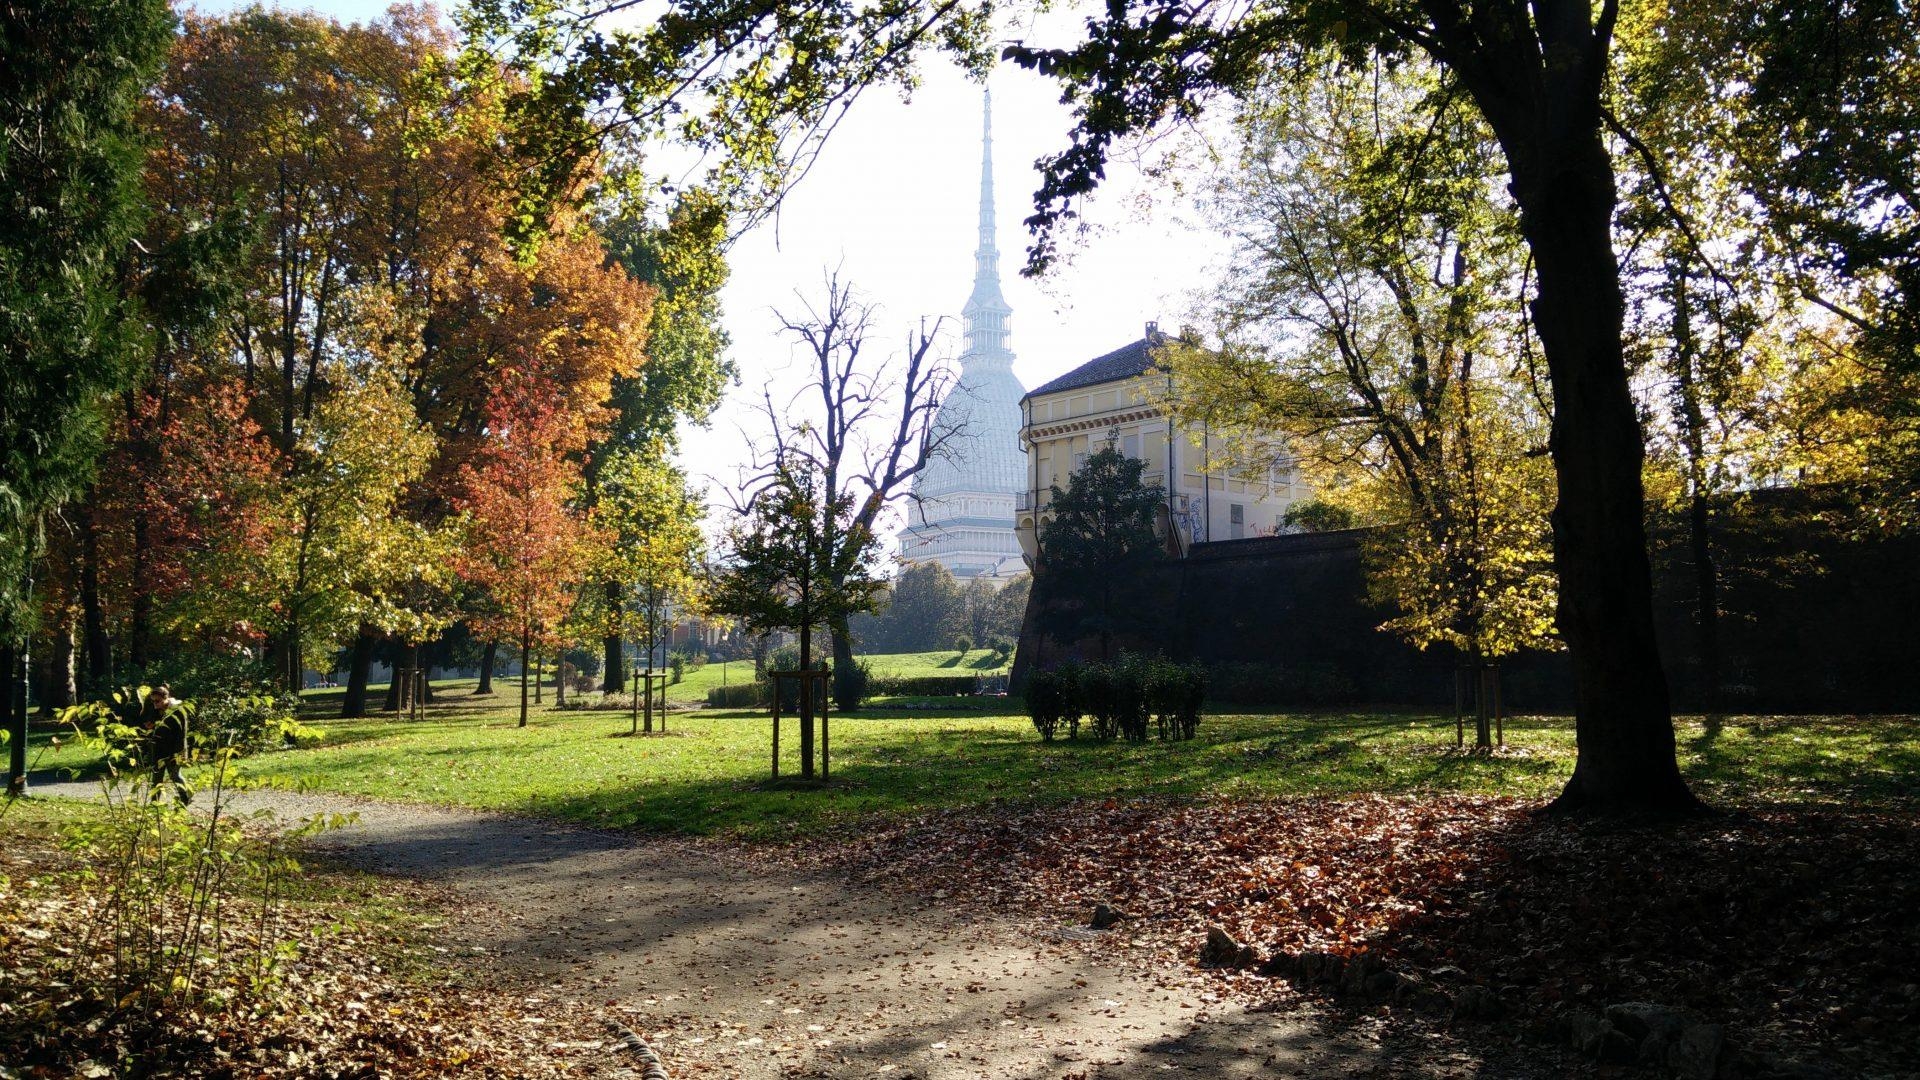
[1122,432,1141,460]
[1229,503,1246,540]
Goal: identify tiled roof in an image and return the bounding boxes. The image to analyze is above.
[1023,328,1168,400]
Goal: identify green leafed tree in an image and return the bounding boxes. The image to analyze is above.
[1162,54,1558,749]
[709,460,887,779]
[852,562,964,654]
[1006,0,1701,812]
[1037,446,1166,661]
[582,450,707,721]
[1,0,173,792]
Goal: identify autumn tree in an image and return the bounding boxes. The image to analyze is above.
[1164,56,1557,747]
[587,193,733,692]
[2,0,173,793]
[458,376,589,728]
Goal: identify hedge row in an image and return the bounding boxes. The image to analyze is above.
[867,674,983,697]
[706,671,992,709]
[1024,655,1206,743]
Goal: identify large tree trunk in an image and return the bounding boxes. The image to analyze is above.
[602,580,624,693]
[797,621,814,778]
[342,625,375,718]
[4,643,25,796]
[79,509,110,694]
[475,641,496,695]
[518,627,530,727]
[128,513,151,673]
[383,639,403,711]
[1486,107,1695,813]
[42,616,76,713]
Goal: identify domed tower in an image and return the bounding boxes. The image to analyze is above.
[897,90,1027,583]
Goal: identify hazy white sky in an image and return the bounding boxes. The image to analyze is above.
[198,2,1227,531]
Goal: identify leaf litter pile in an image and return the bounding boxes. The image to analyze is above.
[0,824,609,1079]
[828,793,1920,1074]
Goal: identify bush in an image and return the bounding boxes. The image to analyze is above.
[1027,656,1205,742]
[1024,668,1071,741]
[706,681,770,708]
[669,654,687,685]
[954,634,974,657]
[1145,660,1206,740]
[62,685,315,767]
[866,674,982,696]
[833,658,872,711]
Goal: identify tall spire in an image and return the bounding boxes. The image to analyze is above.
[964,87,1012,364]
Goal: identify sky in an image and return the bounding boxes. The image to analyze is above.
[194,1,1229,534]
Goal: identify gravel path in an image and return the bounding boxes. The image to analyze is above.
[29,780,1519,1078]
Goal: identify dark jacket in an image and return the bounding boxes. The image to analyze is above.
[143,701,187,760]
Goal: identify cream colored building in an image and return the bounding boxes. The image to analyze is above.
[1015,324,1307,565]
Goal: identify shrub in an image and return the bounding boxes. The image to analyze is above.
[988,638,1015,663]
[1078,662,1120,740]
[834,658,872,711]
[1024,668,1067,741]
[866,673,983,697]
[1028,657,1204,743]
[706,681,770,708]
[1111,654,1154,743]
[1146,660,1207,740]
[954,634,973,657]
[669,655,687,684]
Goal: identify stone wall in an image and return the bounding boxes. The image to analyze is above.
[1011,493,1920,713]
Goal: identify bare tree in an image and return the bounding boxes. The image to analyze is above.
[747,272,959,695]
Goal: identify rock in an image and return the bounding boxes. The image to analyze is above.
[1390,971,1449,1012]
[1199,925,1241,967]
[1606,1001,1691,1045]
[1569,1010,1610,1056]
[1233,943,1263,969]
[1450,984,1503,1023]
[1668,1022,1724,1080]
[1290,950,1343,984]
[1338,953,1379,996]
[1255,952,1296,979]
[1089,903,1125,930]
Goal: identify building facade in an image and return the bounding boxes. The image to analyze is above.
[896,93,1027,584]
[1015,324,1307,565]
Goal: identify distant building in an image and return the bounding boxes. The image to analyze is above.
[1015,325,1308,565]
[896,92,1026,585]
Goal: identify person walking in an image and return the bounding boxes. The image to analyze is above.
[139,684,191,806]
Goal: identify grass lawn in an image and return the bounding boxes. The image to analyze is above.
[28,680,1913,839]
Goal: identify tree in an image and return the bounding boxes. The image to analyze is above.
[1164,55,1557,748]
[1037,446,1166,660]
[2,0,173,793]
[854,563,964,653]
[251,359,438,694]
[588,193,734,691]
[709,460,887,778]
[457,376,588,728]
[760,275,955,706]
[1008,0,1702,812]
[584,450,706,725]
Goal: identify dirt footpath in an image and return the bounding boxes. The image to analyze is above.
[34,783,1543,1078]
